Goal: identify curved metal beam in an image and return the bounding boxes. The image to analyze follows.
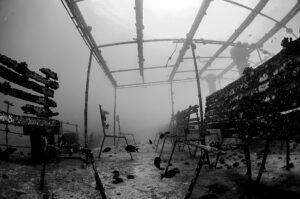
[134,0,144,79]
[222,0,297,38]
[168,0,213,82]
[61,0,117,87]
[97,38,254,48]
[218,1,300,78]
[198,0,269,76]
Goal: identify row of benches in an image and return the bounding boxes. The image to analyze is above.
[155,37,300,197]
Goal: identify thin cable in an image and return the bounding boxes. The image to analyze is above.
[165,42,178,67]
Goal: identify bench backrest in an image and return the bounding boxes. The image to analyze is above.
[205,38,300,137]
[99,105,110,136]
[174,105,201,137]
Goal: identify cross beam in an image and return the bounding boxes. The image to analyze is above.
[117,77,236,89]
[134,0,145,80]
[197,0,269,76]
[111,65,175,73]
[168,0,213,82]
[97,38,255,48]
[218,1,300,78]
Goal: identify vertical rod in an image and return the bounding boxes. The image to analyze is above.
[113,87,117,146]
[170,82,175,132]
[191,43,204,128]
[84,48,94,148]
[256,48,263,64]
[256,138,270,183]
[218,78,221,89]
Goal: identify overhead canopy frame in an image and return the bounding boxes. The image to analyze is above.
[61,0,300,89]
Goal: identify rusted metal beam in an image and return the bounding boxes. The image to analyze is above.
[134,0,144,80]
[111,65,175,73]
[61,0,117,87]
[218,1,300,78]
[222,0,297,38]
[198,0,269,76]
[168,0,212,81]
[97,38,255,48]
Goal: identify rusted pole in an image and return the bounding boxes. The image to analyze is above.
[170,82,175,131]
[113,87,117,146]
[84,48,94,149]
[191,43,204,128]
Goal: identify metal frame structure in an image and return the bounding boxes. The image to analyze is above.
[61,0,300,89]
[61,0,300,149]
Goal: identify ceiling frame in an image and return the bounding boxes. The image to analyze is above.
[61,0,300,89]
[197,0,269,76]
[218,0,300,78]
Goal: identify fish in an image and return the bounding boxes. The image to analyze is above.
[125,145,138,153]
[126,175,135,179]
[154,157,162,169]
[102,147,111,152]
[149,139,152,144]
[112,177,123,184]
[159,131,170,139]
[232,162,239,168]
[184,161,190,165]
[161,168,180,179]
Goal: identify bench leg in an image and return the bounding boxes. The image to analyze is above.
[155,138,160,153]
[159,136,168,158]
[243,142,252,183]
[164,140,178,175]
[184,152,203,199]
[256,138,270,183]
[124,137,133,160]
[214,152,221,169]
[98,136,106,158]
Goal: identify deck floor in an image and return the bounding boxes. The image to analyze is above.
[1,141,300,199]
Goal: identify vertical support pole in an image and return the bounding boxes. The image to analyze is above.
[256,138,270,183]
[170,82,175,132]
[191,43,204,128]
[184,151,203,199]
[256,48,263,64]
[3,100,13,149]
[84,48,94,149]
[113,87,117,146]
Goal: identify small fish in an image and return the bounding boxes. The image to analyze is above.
[184,161,190,165]
[161,168,180,179]
[112,177,123,184]
[102,147,111,152]
[2,174,8,179]
[125,145,138,153]
[232,162,239,168]
[159,131,170,139]
[126,174,135,179]
[154,157,162,169]
[149,139,152,144]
